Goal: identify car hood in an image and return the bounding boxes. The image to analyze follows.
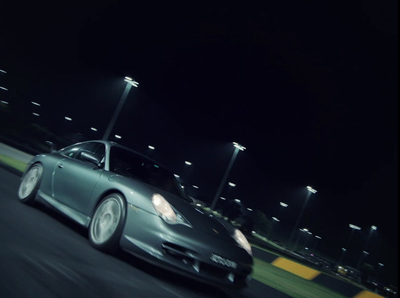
[159,190,236,242]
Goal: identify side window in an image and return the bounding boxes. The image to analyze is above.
[59,145,81,158]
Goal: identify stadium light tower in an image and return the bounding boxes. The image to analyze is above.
[103,76,139,140]
[289,186,317,251]
[210,142,245,210]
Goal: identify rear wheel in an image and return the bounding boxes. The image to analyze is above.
[89,193,126,253]
[18,163,43,205]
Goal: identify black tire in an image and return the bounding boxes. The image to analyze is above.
[18,163,43,205]
[88,193,126,253]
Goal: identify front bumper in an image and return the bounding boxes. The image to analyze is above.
[119,204,253,288]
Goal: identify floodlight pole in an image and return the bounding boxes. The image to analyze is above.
[210,142,245,210]
[103,77,138,140]
[289,186,317,251]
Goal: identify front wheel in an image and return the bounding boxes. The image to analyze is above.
[18,163,43,205]
[89,193,126,253]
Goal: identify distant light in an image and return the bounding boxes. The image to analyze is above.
[228,182,236,187]
[32,112,40,117]
[64,116,72,121]
[31,101,41,106]
[315,235,322,239]
[0,69,6,74]
[307,186,317,193]
[0,100,9,104]
[247,208,253,212]
[362,251,369,255]
[181,185,185,189]
[192,185,199,189]
[124,76,139,87]
[300,228,309,232]
[234,199,241,203]
[280,202,288,207]
[233,142,246,151]
[90,127,98,131]
[185,161,192,166]
[378,263,384,267]
[341,248,347,252]
[272,217,280,222]
[349,224,361,230]
[114,134,122,139]
[174,174,180,178]
[220,197,226,200]
[371,225,377,231]
[0,86,8,91]
[196,203,201,207]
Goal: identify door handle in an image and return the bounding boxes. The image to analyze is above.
[58,164,63,169]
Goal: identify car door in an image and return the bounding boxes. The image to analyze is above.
[52,142,105,214]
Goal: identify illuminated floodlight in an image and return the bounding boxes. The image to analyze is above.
[114,134,122,139]
[124,76,139,87]
[315,235,322,239]
[220,197,226,200]
[280,202,288,207]
[307,186,317,193]
[247,208,253,212]
[272,217,280,222]
[0,86,8,91]
[31,101,41,106]
[371,225,377,231]
[90,127,98,131]
[148,145,155,150]
[32,112,40,117]
[349,224,361,230]
[0,69,6,74]
[341,248,347,252]
[362,251,369,255]
[234,199,241,203]
[174,174,180,178]
[185,161,192,166]
[233,142,246,151]
[64,116,72,121]
[1,100,9,104]
[192,185,199,189]
[228,182,236,187]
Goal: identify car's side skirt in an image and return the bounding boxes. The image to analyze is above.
[36,190,91,227]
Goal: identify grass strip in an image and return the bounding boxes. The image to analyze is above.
[0,154,27,173]
[252,258,348,298]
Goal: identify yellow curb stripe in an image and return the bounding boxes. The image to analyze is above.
[353,290,385,298]
[271,257,321,280]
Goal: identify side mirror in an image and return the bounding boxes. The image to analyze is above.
[81,151,102,167]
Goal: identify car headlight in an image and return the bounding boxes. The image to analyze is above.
[152,193,192,227]
[233,228,252,256]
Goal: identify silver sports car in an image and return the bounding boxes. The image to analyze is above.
[18,140,253,288]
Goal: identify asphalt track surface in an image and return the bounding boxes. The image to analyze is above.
[0,167,292,298]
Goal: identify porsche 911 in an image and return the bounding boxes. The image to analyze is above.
[18,140,253,288]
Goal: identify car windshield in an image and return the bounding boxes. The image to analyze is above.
[110,146,189,201]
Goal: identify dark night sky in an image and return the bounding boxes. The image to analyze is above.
[1,1,398,284]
